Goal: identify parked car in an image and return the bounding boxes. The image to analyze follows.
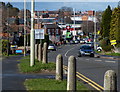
[48,44,56,51]
[78,45,94,57]
[74,40,79,44]
[80,39,85,44]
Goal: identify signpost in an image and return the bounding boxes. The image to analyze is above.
[110,40,118,52]
[110,40,117,45]
[35,29,45,39]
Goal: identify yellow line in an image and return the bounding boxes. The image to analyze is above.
[76,74,102,91]
[63,65,104,90]
[76,72,104,90]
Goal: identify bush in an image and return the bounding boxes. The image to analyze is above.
[2,39,10,55]
[100,37,113,52]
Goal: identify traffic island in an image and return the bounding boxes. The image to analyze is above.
[18,55,56,74]
[24,78,90,91]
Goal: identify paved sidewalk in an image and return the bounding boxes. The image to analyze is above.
[2,55,55,91]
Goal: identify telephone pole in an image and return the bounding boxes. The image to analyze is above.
[30,0,35,66]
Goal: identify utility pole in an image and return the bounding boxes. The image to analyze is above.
[24,0,26,56]
[30,0,35,66]
[73,8,76,40]
[94,11,97,50]
[73,8,75,30]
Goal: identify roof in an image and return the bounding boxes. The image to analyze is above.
[44,24,60,29]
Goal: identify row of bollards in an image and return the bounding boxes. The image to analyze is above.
[55,54,117,91]
[35,42,48,64]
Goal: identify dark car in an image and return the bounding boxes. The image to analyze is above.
[78,45,94,57]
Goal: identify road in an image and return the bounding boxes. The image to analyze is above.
[48,43,120,91]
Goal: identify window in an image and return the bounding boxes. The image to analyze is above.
[48,29,51,35]
[56,29,59,35]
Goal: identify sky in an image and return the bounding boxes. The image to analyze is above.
[1,0,120,2]
[2,0,119,11]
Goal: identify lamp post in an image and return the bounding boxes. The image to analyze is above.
[24,0,26,56]
[30,0,35,66]
[94,11,97,50]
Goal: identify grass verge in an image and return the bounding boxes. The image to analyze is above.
[105,53,120,56]
[24,78,90,91]
[18,55,56,73]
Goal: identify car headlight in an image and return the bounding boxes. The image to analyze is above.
[91,52,94,53]
[80,51,85,54]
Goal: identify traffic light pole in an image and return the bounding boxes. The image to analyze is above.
[30,0,35,66]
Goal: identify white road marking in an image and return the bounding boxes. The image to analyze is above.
[86,59,89,60]
[64,47,75,57]
[95,60,102,61]
[105,60,116,63]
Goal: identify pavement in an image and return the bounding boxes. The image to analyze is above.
[2,55,56,91]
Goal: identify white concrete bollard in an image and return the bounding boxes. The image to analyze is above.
[67,56,76,91]
[56,54,63,80]
[104,70,117,92]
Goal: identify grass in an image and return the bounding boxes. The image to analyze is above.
[105,53,120,56]
[24,79,90,91]
[95,50,120,57]
[18,55,56,73]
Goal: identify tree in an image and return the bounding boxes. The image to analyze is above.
[58,6,73,23]
[100,5,112,38]
[110,8,120,45]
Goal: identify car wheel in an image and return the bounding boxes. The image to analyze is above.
[78,53,82,57]
[90,53,94,57]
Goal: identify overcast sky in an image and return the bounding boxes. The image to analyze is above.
[1,0,120,2]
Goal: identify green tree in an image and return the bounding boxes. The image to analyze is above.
[100,5,112,38]
[110,8,120,46]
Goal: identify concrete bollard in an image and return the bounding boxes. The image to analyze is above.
[38,44,42,62]
[67,56,76,91]
[104,70,117,92]
[56,54,63,80]
[35,44,38,60]
[42,42,47,64]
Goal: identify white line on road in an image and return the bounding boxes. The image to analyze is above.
[86,59,90,60]
[105,60,116,63]
[95,60,102,61]
[64,47,75,57]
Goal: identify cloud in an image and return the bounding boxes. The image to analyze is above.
[1,0,120,2]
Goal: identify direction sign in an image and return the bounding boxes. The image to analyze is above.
[35,29,44,39]
[110,40,117,45]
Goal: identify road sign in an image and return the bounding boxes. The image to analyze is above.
[110,40,117,45]
[35,29,44,39]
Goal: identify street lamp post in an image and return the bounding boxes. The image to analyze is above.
[94,11,97,50]
[30,0,35,66]
[24,0,26,56]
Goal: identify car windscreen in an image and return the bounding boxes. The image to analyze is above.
[80,46,92,50]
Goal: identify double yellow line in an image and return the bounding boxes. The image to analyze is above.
[63,65,104,91]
